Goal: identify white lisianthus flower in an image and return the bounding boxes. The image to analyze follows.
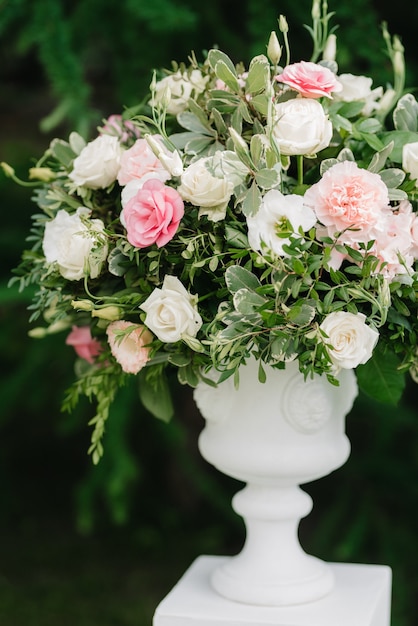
[247,189,317,255]
[42,208,108,280]
[140,275,202,343]
[106,321,153,374]
[272,98,332,156]
[333,74,383,115]
[402,142,418,186]
[177,156,234,222]
[150,69,209,116]
[320,311,379,370]
[69,135,123,189]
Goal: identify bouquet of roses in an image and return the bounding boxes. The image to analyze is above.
[4,0,418,463]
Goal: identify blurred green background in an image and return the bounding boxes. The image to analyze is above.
[0,0,417,624]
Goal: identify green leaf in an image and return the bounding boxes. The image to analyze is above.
[380,131,418,162]
[207,49,237,76]
[177,112,215,135]
[214,60,241,92]
[233,288,267,315]
[367,141,394,173]
[245,55,270,94]
[49,138,77,167]
[379,168,405,189]
[254,167,280,189]
[287,300,316,326]
[337,101,365,118]
[138,371,174,421]
[356,348,406,405]
[250,94,269,116]
[241,181,262,217]
[225,265,261,294]
[225,225,249,248]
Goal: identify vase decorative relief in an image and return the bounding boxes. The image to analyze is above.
[193,357,358,607]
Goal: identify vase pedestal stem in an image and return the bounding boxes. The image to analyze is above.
[212,484,334,605]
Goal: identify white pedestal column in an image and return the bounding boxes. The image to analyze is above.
[153,556,392,626]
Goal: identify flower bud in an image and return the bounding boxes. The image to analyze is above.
[323,34,337,62]
[267,31,282,66]
[278,15,288,34]
[47,319,72,334]
[28,327,48,339]
[28,167,56,182]
[91,306,122,321]
[1,162,15,178]
[71,299,95,311]
[311,0,321,20]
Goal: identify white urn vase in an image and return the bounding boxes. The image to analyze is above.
[193,356,358,607]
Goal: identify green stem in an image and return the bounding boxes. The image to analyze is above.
[297,155,304,186]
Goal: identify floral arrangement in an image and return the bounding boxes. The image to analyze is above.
[4,0,418,463]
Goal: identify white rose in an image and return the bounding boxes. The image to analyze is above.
[140,275,202,343]
[151,70,209,116]
[177,157,233,222]
[247,189,316,255]
[69,135,122,189]
[42,208,108,280]
[333,74,383,115]
[272,98,332,156]
[402,142,418,186]
[320,311,379,370]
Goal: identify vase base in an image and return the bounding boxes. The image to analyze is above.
[210,554,334,606]
[153,555,392,626]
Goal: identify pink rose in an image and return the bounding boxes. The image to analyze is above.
[121,179,184,248]
[304,161,391,244]
[117,138,170,186]
[276,61,342,98]
[66,326,102,364]
[106,321,153,374]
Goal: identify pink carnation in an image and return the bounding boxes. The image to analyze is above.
[117,138,170,186]
[66,326,102,364]
[371,201,418,280]
[276,61,342,99]
[99,114,141,144]
[121,179,184,248]
[304,161,391,244]
[106,321,153,374]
